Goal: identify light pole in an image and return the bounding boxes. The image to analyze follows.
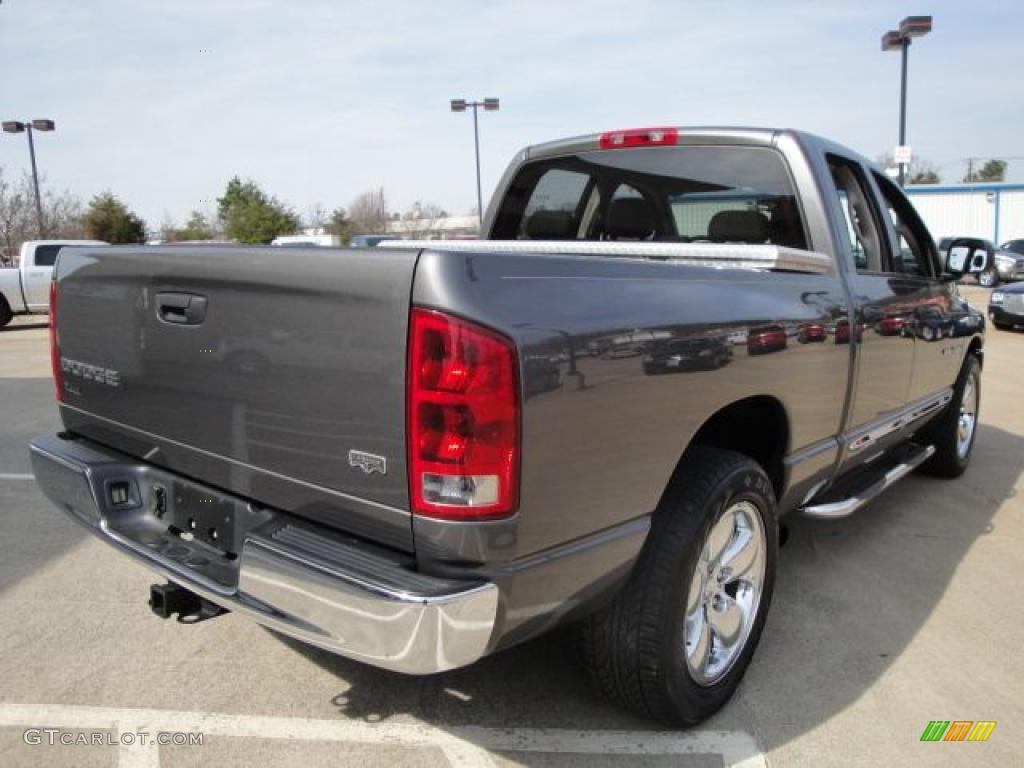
[450,98,499,229]
[2,119,55,237]
[881,16,931,187]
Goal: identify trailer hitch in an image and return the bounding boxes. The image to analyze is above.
[149,582,226,623]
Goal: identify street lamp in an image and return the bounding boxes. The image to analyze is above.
[881,16,932,187]
[2,119,55,237]
[450,98,499,229]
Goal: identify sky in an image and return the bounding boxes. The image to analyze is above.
[1,0,1022,230]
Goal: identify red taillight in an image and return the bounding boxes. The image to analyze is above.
[598,127,678,150]
[407,308,519,520]
[49,280,63,402]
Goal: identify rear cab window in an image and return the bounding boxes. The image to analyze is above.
[491,146,808,249]
[32,244,63,267]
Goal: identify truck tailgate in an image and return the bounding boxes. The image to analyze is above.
[54,245,417,551]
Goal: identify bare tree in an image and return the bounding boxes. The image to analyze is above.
[393,200,448,239]
[44,188,85,240]
[348,187,389,234]
[0,168,85,262]
[0,169,35,265]
[305,203,329,232]
[159,213,178,242]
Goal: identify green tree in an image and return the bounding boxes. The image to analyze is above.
[909,167,940,185]
[217,176,299,244]
[326,206,353,243]
[877,154,941,185]
[964,159,1006,183]
[82,192,146,243]
[173,210,215,241]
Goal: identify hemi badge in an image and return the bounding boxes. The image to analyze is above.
[348,450,387,475]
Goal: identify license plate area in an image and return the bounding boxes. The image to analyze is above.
[168,482,238,552]
[92,464,274,591]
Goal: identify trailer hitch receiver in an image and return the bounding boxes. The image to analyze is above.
[149,582,226,623]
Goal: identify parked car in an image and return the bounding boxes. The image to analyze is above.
[32,127,984,726]
[914,305,956,340]
[999,239,1024,256]
[988,283,1024,330]
[348,234,391,247]
[746,324,788,354]
[834,318,865,345]
[876,315,907,336]
[0,240,106,327]
[643,336,732,373]
[938,236,1024,287]
[797,322,826,343]
[271,234,342,247]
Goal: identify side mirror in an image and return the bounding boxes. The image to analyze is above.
[944,239,990,277]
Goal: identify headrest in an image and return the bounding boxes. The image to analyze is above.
[525,210,576,239]
[606,197,657,240]
[708,210,771,243]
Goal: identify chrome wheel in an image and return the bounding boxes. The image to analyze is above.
[956,372,979,460]
[684,500,766,686]
[978,269,998,288]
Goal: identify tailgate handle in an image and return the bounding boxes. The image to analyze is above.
[157,292,207,325]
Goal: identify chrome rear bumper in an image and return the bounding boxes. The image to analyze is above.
[29,434,498,674]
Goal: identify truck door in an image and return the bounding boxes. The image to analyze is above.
[870,170,968,402]
[824,155,916,462]
[24,244,59,309]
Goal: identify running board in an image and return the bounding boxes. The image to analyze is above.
[800,444,935,519]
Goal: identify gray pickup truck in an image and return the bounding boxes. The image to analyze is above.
[31,127,985,725]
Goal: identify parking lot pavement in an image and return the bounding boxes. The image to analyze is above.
[1,288,1021,767]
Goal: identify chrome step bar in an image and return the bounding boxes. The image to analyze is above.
[800,444,935,519]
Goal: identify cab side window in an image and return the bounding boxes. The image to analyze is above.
[872,172,937,279]
[827,156,884,273]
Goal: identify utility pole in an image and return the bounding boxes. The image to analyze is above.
[449,98,500,230]
[2,118,56,237]
[881,17,932,188]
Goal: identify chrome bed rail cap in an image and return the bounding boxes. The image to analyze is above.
[381,240,834,275]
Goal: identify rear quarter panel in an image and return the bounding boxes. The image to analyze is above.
[0,269,25,312]
[412,249,850,564]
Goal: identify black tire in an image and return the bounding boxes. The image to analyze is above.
[0,298,12,329]
[918,355,981,478]
[976,268,999,288]
[582,446,778,725]
[992,322,1011,331]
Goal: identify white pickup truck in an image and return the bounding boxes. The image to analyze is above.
[0,240,106,327]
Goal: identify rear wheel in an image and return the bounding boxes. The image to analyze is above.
[0,299,12,329]
[583,447,778,725]
[918,356,981,478]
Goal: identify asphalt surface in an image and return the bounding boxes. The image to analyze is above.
[0,286,1021,767]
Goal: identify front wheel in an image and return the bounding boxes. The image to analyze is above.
[583,447,778,725]
[977,268,999,288]
[0,299,12,329]
[918,356,981,478]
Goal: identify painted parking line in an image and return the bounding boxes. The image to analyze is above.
[0,702,767,768]
[0,473,34,480]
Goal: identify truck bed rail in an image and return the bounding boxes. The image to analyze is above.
[382,240,833,275]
